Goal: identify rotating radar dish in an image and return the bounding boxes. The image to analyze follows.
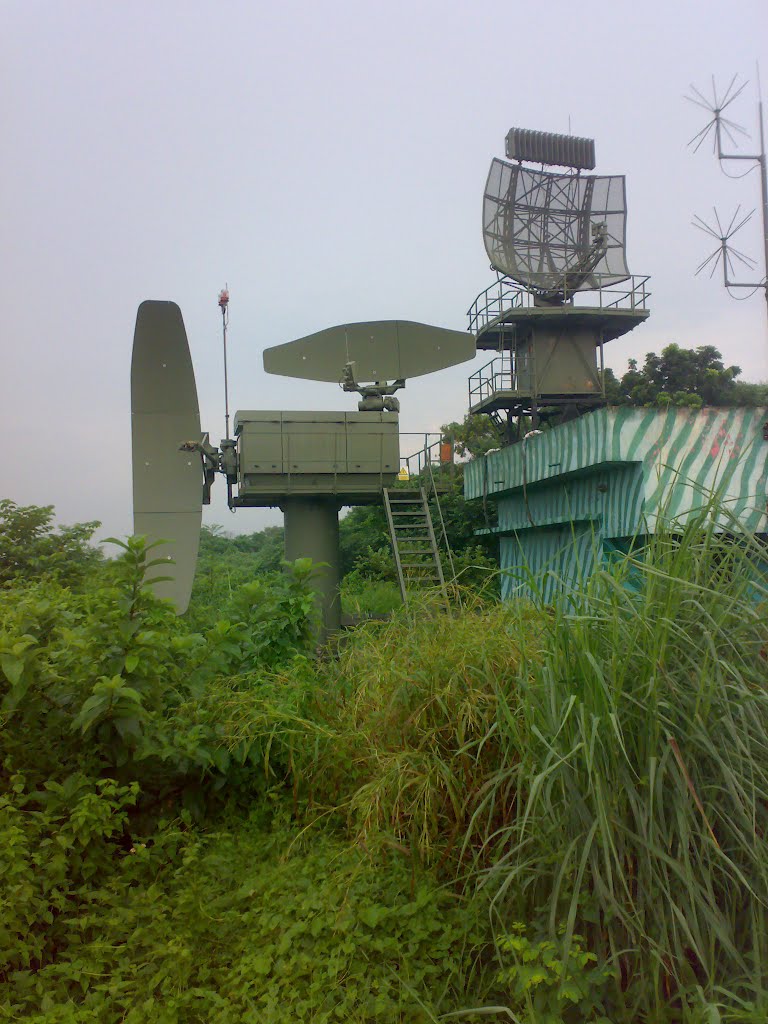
[482,158,631,299]
[263,320,475,384]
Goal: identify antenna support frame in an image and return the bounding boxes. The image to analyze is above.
[340,361,404,412]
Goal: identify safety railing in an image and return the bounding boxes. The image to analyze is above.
[468,352,515,407]
[399,432,458,493]
[468,274,652,335]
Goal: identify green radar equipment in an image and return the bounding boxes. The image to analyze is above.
[130,299,475,638]
[468,126,651,440]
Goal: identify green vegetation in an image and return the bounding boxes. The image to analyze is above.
[1,494,767,1021]
[603,343,768,409]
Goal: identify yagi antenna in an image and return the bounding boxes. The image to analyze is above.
[687,72,768,331]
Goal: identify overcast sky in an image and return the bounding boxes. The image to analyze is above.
[2,0,766,542]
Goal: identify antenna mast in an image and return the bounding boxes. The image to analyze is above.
[218,285,231,440]
[687,73,768,332]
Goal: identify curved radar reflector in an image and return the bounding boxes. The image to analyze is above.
[131,301,202,614]
[482,158,630,294]
[263,321,475,383]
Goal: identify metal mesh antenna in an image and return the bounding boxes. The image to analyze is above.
[687,73,768,330]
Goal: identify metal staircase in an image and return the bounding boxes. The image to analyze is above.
[383,488,447,604]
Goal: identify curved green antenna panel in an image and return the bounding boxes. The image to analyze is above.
[263,320,475,383]
[131,300,202,613]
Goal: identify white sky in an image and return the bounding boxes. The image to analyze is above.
[1,0,766,541]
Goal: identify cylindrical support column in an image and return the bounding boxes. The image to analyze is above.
[282,498,341,642]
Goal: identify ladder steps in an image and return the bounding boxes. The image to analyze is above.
[383,485,447,607]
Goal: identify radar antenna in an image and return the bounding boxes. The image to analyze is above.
[693,207,758,288]
[467,125,650,441]
[687,72,768,329]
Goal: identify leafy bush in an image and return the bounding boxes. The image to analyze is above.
[492,923,614,1023]
[0,499,101,587]
[0,534,317,805]
[186,524,285,628]
[1,801,493,1021]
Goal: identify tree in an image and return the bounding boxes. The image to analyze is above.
[441,414,505,458]
[0,500,101,587]
[605,344,744,409]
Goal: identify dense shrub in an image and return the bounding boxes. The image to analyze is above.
[3,500,768,1021]
[0,499,101,588]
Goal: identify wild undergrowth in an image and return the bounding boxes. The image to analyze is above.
[220,503,768,1020]
[2,496,768,1021]
[2,796,492,1022]
[222,591,540,866]
[467,506,768,1022]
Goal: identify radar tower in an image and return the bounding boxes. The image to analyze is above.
[467,127,651,441]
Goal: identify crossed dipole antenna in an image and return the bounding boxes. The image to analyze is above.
[686,72,768,327]
[687,75,751,158]
[693,206,757,285]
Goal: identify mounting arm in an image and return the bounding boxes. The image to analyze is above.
[340,362,405,412]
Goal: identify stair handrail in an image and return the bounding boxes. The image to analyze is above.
[426,458,458,592]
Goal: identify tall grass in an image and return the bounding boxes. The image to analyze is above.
[471,501,768,1018]
[221,498,768,1018]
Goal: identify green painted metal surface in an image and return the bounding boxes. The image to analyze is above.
[283,498,341,641]
[465,406,768,602]
[131,301,202,614]
[263,321,475,384]
[233,410,399,504]
[500,523,599,604]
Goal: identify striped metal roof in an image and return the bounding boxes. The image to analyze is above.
[465,407,768,535]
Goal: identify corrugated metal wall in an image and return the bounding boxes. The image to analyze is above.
[465,406,768,604]
[500,524,599,604]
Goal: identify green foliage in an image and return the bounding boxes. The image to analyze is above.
[186,523,285,627]
[494,923,614,1023]
[3,500,768,1022]
[604,344,745,408]
[2,787,490,1020]
[0,499,101,587]
[466,504,768,1020]
[0,529,317,803]
[223,596,537,862]
[341,572,403,616]
[339,503,390,576]
[441,414,505,458]
[0,771,140,987]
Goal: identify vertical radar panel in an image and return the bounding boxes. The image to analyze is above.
[131,301,202,613]
[483,159,630,297]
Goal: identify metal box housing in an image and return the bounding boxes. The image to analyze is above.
[233,410,399,505]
